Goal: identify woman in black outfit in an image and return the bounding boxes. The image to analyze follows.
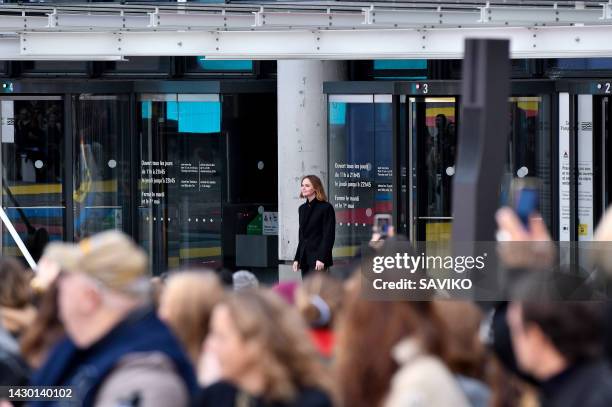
[293,175,336,276]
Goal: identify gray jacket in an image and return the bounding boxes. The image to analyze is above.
[93,352,190,407]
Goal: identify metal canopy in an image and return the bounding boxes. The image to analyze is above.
[2,1,612,59]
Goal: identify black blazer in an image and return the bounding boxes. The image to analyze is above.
[294,198,336,269]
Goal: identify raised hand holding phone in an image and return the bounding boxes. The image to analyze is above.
[510,178,541,230]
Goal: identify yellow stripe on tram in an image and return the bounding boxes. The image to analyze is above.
[425,97,456,103]
[517,100,540,112]
[425,107,456,118]
[8,180,118,196]
[8,184,62,195]
[179,247,222,259]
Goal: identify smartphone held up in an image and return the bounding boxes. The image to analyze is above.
[510,177,541,230]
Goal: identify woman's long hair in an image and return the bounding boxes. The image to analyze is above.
[0,257,31,308]
[159,271,224,367]
[223,289,332,402]
[20,281,64,369]
[334,274,447,407]
[300,175,328,202]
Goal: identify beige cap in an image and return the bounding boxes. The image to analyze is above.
[42,230,149,294]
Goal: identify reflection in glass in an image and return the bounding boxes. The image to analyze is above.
[73,95,129,240]
[412,96,551,241]
[1,208,63,260]
[1,97,64,261]
[140,95,223,273]
[504,96,552,230]
[412,97,457,241]
[328,95,393,261]
[418,98,456,219]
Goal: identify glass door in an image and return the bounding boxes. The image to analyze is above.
[408,93,552,242]
[591,94,612,232]
[505,96,553,232]
[410,97,458,241]
[327,94,393,261]
[0,96,64,261]
[558,82,612,241]
[73,95,130,240]
[602,96,610,213]
[139,94,223,274]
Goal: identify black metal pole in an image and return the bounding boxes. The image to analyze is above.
[569,94,579,242]
[392,95,401,232]
[127,93,139,241]
[451,39,511,242]
[64,94,75,242]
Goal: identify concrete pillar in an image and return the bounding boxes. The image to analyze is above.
[277,60,346,270]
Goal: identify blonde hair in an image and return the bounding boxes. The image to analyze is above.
[300,175,328,202]
[295,272,343,328]
[159,271,224,366]
[223,289,331,402]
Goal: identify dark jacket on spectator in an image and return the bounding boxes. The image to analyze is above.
[30,307,196,407]
[0,322,29,386]
[194,381,333,407]
[539,360,612,407]
[294,198,335,271]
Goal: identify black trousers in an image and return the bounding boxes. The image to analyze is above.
[300,262,313,276]
[301,263,329,277]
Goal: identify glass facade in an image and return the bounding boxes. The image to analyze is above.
[1,96,64,261]
[73,95,130,240]
[0,58,607,273]
[505,97,552,230]
[328,95,393,260]
[329,92,553,245]
[0,81,276,274]
[101,57,172,77]
[411,97,457,241]
[139,94,223,271]
[188,58,254,73]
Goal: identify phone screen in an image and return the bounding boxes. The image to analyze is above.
[515,187,539,227]
[374,215,391,236]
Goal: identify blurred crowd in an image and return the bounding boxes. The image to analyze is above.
[1,207,612,407]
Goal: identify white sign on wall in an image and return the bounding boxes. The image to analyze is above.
[263,211,278,235]
[1,101,14,143]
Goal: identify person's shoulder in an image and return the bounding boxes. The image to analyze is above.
[320,201,334,211]
[583,362,612,404]
[0,348,30,386]
[95,352,190,407]
[194,381,238,407]
[294,387,333,407]
[201,380,237,394]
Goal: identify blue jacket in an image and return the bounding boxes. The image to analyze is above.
[30,307,196,406]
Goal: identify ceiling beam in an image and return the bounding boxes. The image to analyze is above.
[13,25,612,60]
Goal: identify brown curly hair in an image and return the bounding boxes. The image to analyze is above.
[223,289,332,403]
[335,274,447,407]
